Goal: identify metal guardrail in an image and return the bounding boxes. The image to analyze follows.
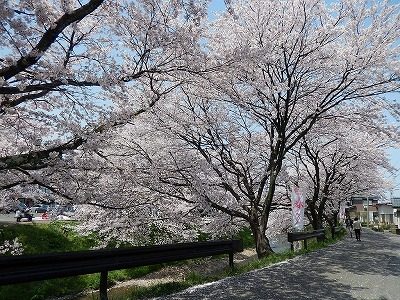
[0,239,243,300]
[287,229,325,251]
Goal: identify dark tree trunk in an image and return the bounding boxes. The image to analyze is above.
[316,193,330,234]
[326,210,339,238]
[316,211,324,229]
[326,218,335,239]
[333,211,339,227]
[308,202,323,230]
[249,221,274,258]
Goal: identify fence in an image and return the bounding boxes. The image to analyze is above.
[287,229,325,251]
[0,239,243,300]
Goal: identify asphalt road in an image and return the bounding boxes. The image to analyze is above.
[156,229,400,300]
[0,213,50,223]
[0,213,19,223]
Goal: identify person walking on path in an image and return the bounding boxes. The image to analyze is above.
[353,217,362,241]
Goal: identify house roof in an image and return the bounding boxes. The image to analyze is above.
[392,198,400,208]
[349,204,378,212]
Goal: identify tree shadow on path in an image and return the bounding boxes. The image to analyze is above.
[319,230,400,277]
[158,230,400,300]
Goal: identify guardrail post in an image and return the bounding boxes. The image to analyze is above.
[229,252,234,268]
[100,271,108,300]
[303,239,307,250]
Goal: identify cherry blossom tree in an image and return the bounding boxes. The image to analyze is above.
[0,0,212,253]
[0,238,23,255]
[1,0,399,258]
[0,0,208,193]
[291,119,393,233]
[143,0,400,257]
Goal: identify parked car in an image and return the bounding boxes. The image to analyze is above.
[15,208,33,222]
[59,205,76,217]
[48,204,61,214]
[30,204,49,213]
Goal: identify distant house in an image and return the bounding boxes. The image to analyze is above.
[347,196,379,224]
[347,196,400,226]
[376,203,394,224]
[392,197,400,227]
[392,198,400,207]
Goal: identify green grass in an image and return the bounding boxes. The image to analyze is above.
[122,280,195,300]
[0,265,167,300]
[0,222,98,254]
[0,223,163,300]
[236,227,255,248]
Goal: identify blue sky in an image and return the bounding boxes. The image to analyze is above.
[387,149,400,197]
[208,0,225,18]
[207,0,400,197]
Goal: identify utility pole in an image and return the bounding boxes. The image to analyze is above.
[366,196,369,228]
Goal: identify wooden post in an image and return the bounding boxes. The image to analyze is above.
[100,271,108,300]
[303,239,307,250]
[229,252,234,268]
[290,242,294,252]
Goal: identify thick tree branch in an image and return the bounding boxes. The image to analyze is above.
[0,0,105,80]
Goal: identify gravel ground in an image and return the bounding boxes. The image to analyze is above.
[155,229,400,300]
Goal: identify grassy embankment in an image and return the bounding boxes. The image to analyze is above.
[0,223,346,300]
[0,222,161,300]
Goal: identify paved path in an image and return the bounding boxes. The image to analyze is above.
[157,229,400,300]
